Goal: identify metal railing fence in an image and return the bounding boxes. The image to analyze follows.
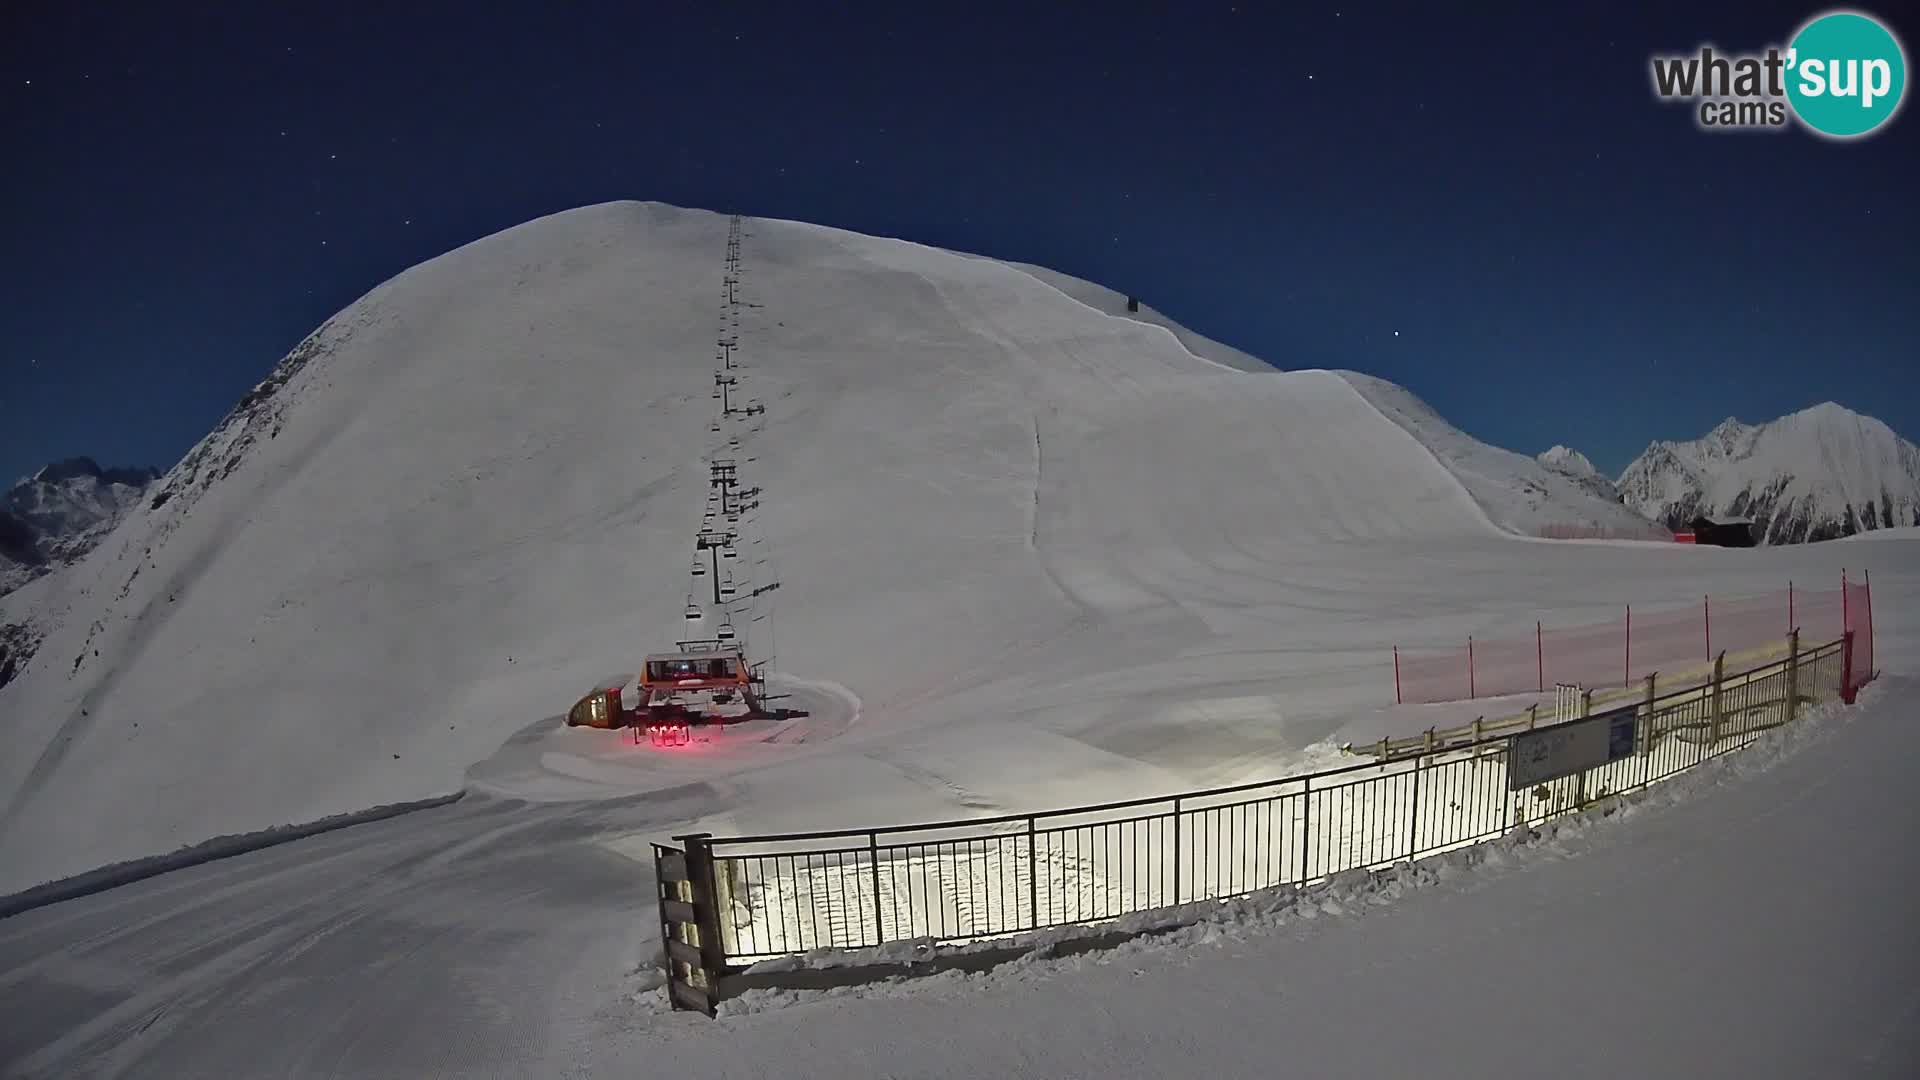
[670,635,1850,976]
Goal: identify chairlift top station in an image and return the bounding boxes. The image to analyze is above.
[566,212,767,745]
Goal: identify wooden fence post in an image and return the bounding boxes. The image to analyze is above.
[664,834,727,1016]
[1710,652,1726,743]
[1841,630,1857,704]
[1785,629,1800,724]
[1704,595,1712,661]
[1639,672,1656,756]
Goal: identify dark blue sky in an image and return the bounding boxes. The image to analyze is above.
[3,1,1914,484]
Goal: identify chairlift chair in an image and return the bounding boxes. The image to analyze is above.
[690,558,707,577]
[715,620,737,642]
[683,599,702,621]
[719,576,737,599]
[720,546,738,561]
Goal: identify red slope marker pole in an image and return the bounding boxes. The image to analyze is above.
[1788,580,1795,635]
[1536,620,1544,693]
[1704,594,1712,661]
[1468,636,1476,700]
[1394,646,1402,705]
[1625,604,1632,686]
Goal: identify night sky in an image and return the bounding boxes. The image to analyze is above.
[3,1,1914,485]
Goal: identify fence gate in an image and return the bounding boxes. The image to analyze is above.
[653,838,725,1016]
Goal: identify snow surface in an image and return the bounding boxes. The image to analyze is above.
[3,675,1912,1077]
[1,202,1911,898]
[1,200,1916,1075]
[648,682,1920,1080]
[1618,403,1920,543]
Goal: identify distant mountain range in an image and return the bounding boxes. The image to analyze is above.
[1,457,160,597]
[1533,444,1630,507]
[1613,403,1920,544]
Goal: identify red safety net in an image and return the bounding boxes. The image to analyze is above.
[1535,523,1677,541]
[1394,576,1869,705]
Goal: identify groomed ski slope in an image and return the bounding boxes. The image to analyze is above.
[0,202,1903,898]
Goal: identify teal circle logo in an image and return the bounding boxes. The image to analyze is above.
[1786,10,1907,137]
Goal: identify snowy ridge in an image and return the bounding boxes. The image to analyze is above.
[1337,372,1654,537]
[1618,402,1920,543]
[998,261,1274,374]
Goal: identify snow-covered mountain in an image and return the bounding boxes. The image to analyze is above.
[1,458,160,597]
[1538,445,1597,478]
[1535,444,1625,506]
[1617,404,1920,543]
[0,201,1866,894]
